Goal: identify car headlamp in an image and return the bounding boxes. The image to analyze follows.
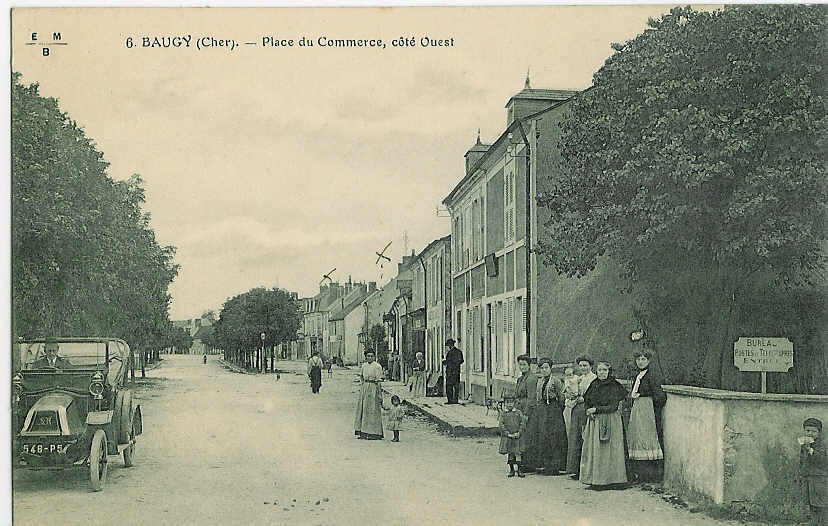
[89,372,105,399]
[12,373,23,402]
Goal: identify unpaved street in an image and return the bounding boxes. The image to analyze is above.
[14,355,742,526]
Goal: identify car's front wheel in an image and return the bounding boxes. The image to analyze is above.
[89,429,108,491]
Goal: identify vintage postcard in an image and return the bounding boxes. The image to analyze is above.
[9,4,827,526]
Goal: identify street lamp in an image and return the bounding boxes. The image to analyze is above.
[260,332,266,373]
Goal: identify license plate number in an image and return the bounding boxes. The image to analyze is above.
[22,443,65,455]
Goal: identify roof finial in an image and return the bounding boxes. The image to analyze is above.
[476,128,481,144]
[525,68,531,89]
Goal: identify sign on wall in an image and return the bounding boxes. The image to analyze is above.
[733,337,794,372]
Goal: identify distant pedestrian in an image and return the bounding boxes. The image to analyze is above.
[562,366,579,435]
[626,349,666,483]
[409,352,426,397]
[443,339,464,404]
[800,417,827,526]
[566,356,597,478]
[385,395,404,442]
[514,354,539,472]
[308,352,323,394]
[326,358,333,378]
[354,350,384,440]
[389,350,400,381]
[534,358,568,475]
[498,394,527,478]
[579,360,628,488]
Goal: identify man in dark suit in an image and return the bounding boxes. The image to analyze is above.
[31,341,73,369]
[443,338,464,404]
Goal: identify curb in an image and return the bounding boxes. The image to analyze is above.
[381,387,500,438]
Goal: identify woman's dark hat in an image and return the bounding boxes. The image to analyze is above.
[804,418,823,430]
[445,338,455,346]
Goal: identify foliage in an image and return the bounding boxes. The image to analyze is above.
[11,72,181,353]
[167,325,194,353]
[536,6,827,391]
[367,323,388,366]
[207,287,301,361]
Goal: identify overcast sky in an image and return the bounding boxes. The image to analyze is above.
[11,6,691,319]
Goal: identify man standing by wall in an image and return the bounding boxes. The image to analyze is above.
[443,339,464,404]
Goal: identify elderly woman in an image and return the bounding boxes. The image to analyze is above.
[409,351,426,398]
[566,356,598,478]
[580,360,628,487]
[514,354,539,472]
[535,357,569,475]
[627,349,667,482]
[354,350,384,440]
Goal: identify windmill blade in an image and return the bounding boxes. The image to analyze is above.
[381,241,392,254]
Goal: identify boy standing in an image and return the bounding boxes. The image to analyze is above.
[800,417,827,526]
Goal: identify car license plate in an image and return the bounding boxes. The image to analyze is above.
[22,443,66,455]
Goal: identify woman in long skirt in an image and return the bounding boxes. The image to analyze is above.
[410,352,426,398]
[580,360,628,487]
[566,356,597,478]
[535,358,569,475]
[514,354,539,472]
[354,351,384,440]
[627,349,666,482]
[308,352,323,394]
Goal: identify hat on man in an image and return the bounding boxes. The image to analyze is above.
[445,338,455,347]
[804,417,823,431]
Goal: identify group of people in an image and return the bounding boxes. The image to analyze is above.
[500,350,666,489]
[352,338,464,441]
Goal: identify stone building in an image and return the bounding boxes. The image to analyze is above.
[443,77,579,403]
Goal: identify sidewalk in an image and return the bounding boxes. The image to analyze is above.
[273,360,499,437]
[382,380,500,437]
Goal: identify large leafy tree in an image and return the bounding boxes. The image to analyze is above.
[537,6,827,392]
[207,287,301,367]
[12,73,180,354]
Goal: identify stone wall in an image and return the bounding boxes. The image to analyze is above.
[663,385,828,518]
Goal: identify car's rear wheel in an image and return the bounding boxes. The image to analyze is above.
[89,429,108,491]
[123,411,136,467]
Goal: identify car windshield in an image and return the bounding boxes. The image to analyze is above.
[21,342,120,370]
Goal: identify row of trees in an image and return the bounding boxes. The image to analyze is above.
[536,5,827,393]
[12,72,185,359]
[205,287,301,372]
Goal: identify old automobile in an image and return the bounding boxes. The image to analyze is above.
[13,338,143,491]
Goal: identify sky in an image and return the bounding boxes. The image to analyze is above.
[10,5,693,320]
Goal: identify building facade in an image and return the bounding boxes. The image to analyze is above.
[443,79,578,403]
[411,235,452,394]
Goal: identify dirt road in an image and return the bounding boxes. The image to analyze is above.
[13,354,746,525]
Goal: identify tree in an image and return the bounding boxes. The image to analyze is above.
[207,287,301,370]
[368,323,388,367]
[11,72,180,357]
[536,6,827,392]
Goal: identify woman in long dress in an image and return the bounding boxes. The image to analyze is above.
[580,360,628,487]
[566,356,597,477]
[514,354,539,472]
[410,352,426,397]
[627,349,666,482]
[354,350,384,440]
[535,358,569,475]
[307,352,323,394]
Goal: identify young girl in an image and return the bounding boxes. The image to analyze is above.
[386,395,404,442]
[800,417,827,526]
[498,394,527,478]
[562,366,579,435]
